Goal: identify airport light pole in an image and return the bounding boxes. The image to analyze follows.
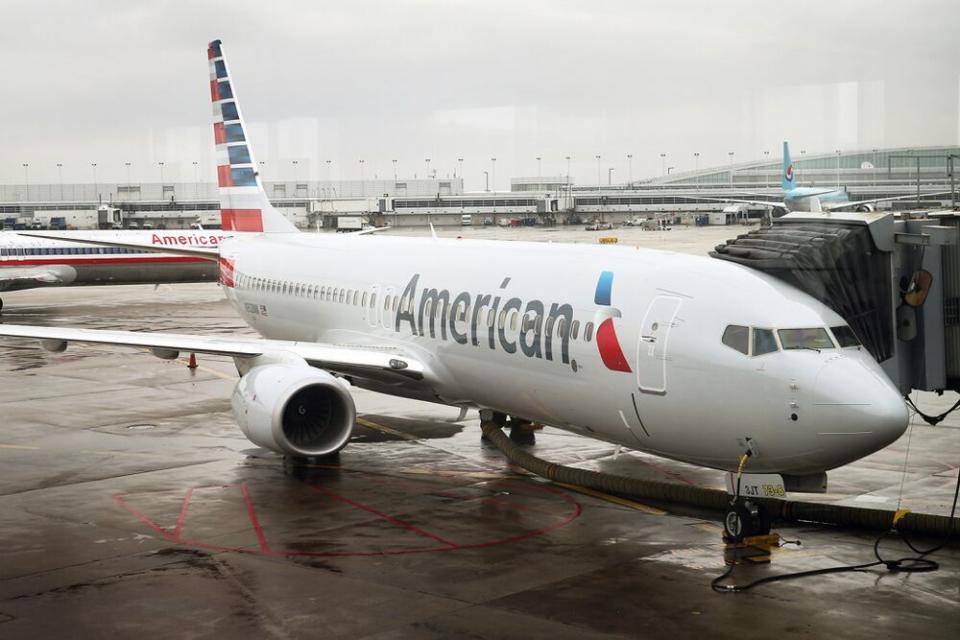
[835,149,841,188]
[727,152,734,186]
[359,159,365,198]
[608,167,615,185]
[490,158,496,193]
[627,154,633,185]
[483,170,489,192]
[56,163,63,201]
[22,163,29,201]
[763,150,770,189]
[694,152,700,190]
[193,161,200,199]
[392,159,398,183]
[457,157,463,182]
[425,158,431,180]
[91,163,98,204]
[660,153,666,177]
[536,156,542,179]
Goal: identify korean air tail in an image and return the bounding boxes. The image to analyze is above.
[781,141,796,192]
[208,40,297,234]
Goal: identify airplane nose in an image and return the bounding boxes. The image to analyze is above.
[811,355,908,466]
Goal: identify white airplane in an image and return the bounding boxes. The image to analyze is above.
[0,229,224,312]
[0,40,908,492]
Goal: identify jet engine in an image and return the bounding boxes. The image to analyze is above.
[853,203,875,212]
[231,362,356,457]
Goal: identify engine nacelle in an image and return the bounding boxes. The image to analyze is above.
[231,362,356,457]
[853,203,875,212]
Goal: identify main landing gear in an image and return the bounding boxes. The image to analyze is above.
[723,500,772,542]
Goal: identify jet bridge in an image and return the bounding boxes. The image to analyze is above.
[711,210,960,394]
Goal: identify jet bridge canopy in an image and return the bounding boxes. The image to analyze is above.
[711,211,959,393]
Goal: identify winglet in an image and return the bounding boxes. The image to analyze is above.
[208,40,297,234]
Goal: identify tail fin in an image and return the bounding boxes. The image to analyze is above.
[207,40,297,233]
[781,141,796,192]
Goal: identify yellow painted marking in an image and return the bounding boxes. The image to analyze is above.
[356,416,419,441]
[0,443,41,450]
[552,481,667,515]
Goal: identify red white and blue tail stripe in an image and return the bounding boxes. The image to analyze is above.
[208,40,296,233]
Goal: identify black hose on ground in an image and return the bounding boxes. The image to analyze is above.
[480,421,958,537]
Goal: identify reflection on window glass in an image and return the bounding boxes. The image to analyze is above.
[778,328,834,350]
[831,325,861,347]
[752,328,778,356]
[722,325,749,355]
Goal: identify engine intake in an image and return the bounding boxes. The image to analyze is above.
[231,362,356,457]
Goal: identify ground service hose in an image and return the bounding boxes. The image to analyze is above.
[480,422,958,538]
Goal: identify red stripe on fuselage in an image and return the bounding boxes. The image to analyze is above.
[0,256,209,267]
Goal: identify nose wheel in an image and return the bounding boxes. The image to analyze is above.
[723,500,771,542]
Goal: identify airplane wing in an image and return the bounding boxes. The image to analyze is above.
[0,324,424,382]
[823,191,956,211]
[0,265,77,291]
[18,232,219,259]
[680,195,786,208]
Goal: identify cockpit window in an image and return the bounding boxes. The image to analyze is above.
[778,328,835,351]
[831,325,861,348]
[752,328,778,356]
[722,325,749,355]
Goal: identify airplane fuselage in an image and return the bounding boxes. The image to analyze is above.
[783,187,849,211]
[0,231,220,293]
[220,232,906,475]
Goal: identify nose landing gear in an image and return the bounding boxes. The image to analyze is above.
[724,500,772,542]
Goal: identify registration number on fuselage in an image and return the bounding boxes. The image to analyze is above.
[725,473,788,500]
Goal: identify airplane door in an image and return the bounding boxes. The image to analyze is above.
[636,296,682,395]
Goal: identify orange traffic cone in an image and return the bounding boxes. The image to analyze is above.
[188,352,198,370]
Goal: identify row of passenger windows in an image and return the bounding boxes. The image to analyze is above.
[233,270,598,343]
[722,324,861,356]
[0,246,141,256]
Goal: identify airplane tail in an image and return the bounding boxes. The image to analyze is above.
[781,141,796,192]
[207,40,297,233]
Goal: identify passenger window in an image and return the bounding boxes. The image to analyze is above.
[584,322,594,342]
[339,290,346,304]
[831,325,861,348]
[508,310,518,331]
[571,320,580,340]
[320,286,326,298]
[779,328,835,351]
[557,318,567,338]
[545,316,555,337]
[752,328,778,356]
[370,293,376,308]
[722,325,749,355]
[392,296,399,312]
[487,308,495,327]
[362,292,368,307]
[498,309,507,329]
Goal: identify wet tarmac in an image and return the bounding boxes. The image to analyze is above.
[0,225,958,639]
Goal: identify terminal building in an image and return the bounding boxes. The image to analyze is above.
[1,146,957,230]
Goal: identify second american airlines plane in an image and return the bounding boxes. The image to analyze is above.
[0,41,908,489]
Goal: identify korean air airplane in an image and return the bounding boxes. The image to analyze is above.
[0,41,908,493]
[0,229,224,312]
[710,141,949,213]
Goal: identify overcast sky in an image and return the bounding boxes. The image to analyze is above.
[1,0,959,190]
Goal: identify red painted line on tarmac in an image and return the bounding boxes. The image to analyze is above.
[240,482,271,553]
[173,488,194,539]
[310,484,459,548]
[113,476,583,558]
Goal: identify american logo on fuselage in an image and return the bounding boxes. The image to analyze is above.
[151,234,224,246]
[392,271,633,373]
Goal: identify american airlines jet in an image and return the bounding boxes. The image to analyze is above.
[0,41,908,493]
[0,230,223,312]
